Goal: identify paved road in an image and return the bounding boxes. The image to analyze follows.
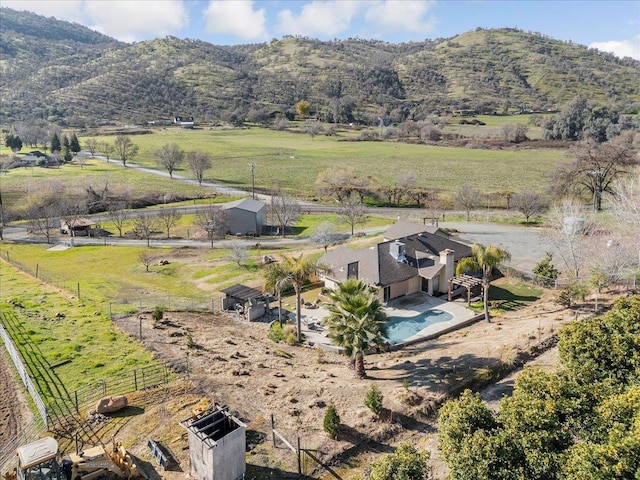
[5,153,559,273]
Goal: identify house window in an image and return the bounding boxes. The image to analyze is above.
[347,262,359,279]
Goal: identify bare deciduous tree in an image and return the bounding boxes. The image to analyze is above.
[113,135,139,167]
[339,194,367,236]
[195,205,230,246]
[316,168,369,202]
[157,207,182,238]
[544,199,598,279]
[139,250,156,272]
[107,198,131,237]
[227,241,248,267]
[455,184,482,221]
[155,143,184,179]
[310,222,348,252]
[133,213,159,247]
[512,191,545,223]
[269,188,300,237]
[187,151,212,186]
[84,138,99,157]
[101,141,114,162]
[26,202,59,244]
[549,132,638,211]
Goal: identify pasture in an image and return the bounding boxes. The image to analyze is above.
[81,125,566,200]
[0,261,156,395]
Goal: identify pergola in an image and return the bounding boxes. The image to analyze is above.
[448,274,482,304]
[220,284,264,314]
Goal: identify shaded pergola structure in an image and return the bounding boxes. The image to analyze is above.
[220,284,264,314]
[448,274,482,304]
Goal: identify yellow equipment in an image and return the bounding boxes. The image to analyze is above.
[5,438,144,480]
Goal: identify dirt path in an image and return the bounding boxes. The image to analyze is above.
[0,347,33,450]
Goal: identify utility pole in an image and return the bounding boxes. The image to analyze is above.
[249,163,257,199]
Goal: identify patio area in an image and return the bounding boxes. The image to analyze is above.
[289,291,480,349]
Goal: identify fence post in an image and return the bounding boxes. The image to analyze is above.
[109,303,112,320]
[271,414,276,447]
[77,283,80,299]
[134,370,138,391]
[102,380,106,396]
[297,437,301,477]
[36,264,39,279]
[168,296,171,310]
[75,391,79,414]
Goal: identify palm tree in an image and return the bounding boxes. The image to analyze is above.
[323,278,388,378]
[456,243,511,322]
[262,260,289,326]
[263,254,331,342]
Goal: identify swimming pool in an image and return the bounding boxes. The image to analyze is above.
[385,309,453,343]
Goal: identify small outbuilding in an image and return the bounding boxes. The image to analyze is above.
[222,198,266,236]
[183,405,246,480]
[220,284,266,321]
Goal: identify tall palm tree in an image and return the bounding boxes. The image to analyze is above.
[456,243,511,322]
[263,254,331,342]
[262,260,289,326]
[323,278,388,378]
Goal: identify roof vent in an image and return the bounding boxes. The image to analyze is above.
[389,240,407,262]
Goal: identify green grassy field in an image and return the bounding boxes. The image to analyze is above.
[0,261,157,396]
[80,126,566,200]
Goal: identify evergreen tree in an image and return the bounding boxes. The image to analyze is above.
[62,135,73,162]
[50,133,61,153]
[323,404,341,438]
[69,133,81,153]
[4,133,22,153]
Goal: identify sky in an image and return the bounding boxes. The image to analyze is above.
[3,0,640,59]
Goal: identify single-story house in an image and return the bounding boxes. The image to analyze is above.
[222,198,266,236]
[320,223,472,301]
[60,218,96,236]
[174,116,195,129]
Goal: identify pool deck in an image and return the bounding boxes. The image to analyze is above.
[299,292,482,350]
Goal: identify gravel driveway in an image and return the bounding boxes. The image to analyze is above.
[440,221,556,274]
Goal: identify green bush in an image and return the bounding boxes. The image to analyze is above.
[268,322,298,345]
[151,306,164,322]
[365,384,384,416]
[323,404,341,438]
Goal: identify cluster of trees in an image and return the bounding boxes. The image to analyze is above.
[438,296,640,479]
[543,94,639,143]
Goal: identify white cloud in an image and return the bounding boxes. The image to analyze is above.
[83,1,189,42]
[589,37,640,60]
[364,0,436,34]
[204,1,268,41]
[1,0,85,23]
[3,0,189,42]
[276,0,360,37]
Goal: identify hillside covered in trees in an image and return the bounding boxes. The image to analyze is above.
[1,7,639,127]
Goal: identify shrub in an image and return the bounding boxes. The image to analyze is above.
[365,384,384,416]
[268,322,298,345]
[323,404,341,438]
[151,306,164,322]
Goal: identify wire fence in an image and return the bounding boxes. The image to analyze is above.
[0,308,187,474]
[1,251,216,318]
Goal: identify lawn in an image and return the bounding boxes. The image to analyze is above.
[80,126,566,200]
[0,261,157,396]
[468,277,544,315]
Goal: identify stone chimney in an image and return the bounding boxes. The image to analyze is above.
[440,249,455,280]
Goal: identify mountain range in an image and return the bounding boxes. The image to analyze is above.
[1,7,638,127]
